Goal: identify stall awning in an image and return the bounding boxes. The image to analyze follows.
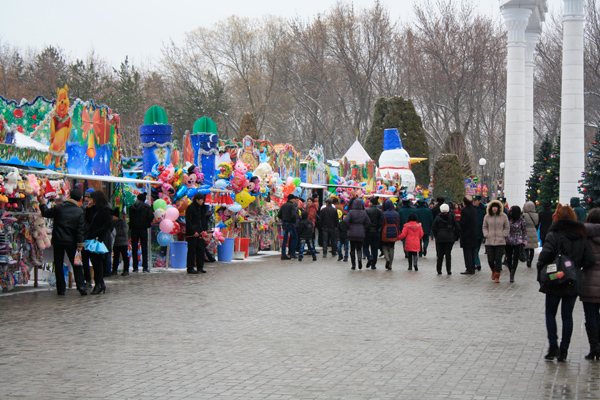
[64,173,152,185]
[300,183,328,189]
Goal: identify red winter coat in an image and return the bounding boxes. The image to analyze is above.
[398,221,424,252]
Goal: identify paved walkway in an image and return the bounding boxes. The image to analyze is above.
[2,246,600,399]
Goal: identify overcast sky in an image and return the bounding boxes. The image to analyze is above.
[1,0,564,69]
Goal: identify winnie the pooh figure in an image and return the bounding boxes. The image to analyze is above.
[45,85,72,168]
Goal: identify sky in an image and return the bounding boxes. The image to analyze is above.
[1,0,564,69]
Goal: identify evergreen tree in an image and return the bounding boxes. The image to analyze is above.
[364,96,430,185]
[442,131,471,176]
[433,154,465,202]
[581,125,600,208]
[526,135,553,206]
[537,136,561,207]
[238,112,258,140]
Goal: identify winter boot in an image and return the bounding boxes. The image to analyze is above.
[585,323,600,360]
[408,256,413,271]
[544,345,559,360]
[414,255,418,271]
[509,269,515,283]
[557,348,568,362]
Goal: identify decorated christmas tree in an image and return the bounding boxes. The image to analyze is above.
[580,125,600,208]
[537,136,560,207]
[526,135,553,206]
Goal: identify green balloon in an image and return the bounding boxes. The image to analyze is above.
[153,199,167,211]
[293,177,301,187]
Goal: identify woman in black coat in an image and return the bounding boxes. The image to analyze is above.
[431,203,460,275]
[537,204,595,362]
[343,198,371,270]
[86,191,113,295]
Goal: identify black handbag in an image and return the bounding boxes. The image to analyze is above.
[538,252,579,292]
[518,244,528,262]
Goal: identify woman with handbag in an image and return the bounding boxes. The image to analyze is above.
[523,201,540,268]
[505,206,527,283]
[86,191,113,295]
[537,204,595,362]
[583,209,600,360]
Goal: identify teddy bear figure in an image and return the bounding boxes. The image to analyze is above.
[33,217,52,249]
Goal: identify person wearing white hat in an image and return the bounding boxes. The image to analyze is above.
[431,203,460,275]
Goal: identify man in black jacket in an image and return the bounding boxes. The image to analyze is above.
[319,198,339,258]
[459,196,478,275]
[186,192,209,273]
[129,193,154,272]
[278,194,298,260]
[38,189,86,296]
[364,197,382,269]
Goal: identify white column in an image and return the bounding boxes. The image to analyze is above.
[502,7,532,206]
[560,0,585,204]
[525,30,540,175]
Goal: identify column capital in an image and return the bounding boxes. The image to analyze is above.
[525,30,541,64]
[564,0,585,21]
[501,7,533,43]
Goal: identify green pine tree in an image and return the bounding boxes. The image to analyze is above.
[526,135,553,206]
[238,112,258,140]
[433,154,465,202]
[581,125,600,208]
[537,136,561,207]
[364,96,430,186]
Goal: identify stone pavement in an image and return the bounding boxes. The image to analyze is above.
[2,246,600,400]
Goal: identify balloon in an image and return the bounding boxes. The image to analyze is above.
[198,184,212,194]
[245,172,253,180]
[174,186,188,202]
[292,187,302,197]
[159,219,174,233]
[154,209,166,221]
[153,199,167,211]
[157,232,172,246]
[228,202,242,213]
[165,207,180,221]
[169,221,181,235]
[287,176,294,185]
[215,179,229,189]
[293,177,301,187]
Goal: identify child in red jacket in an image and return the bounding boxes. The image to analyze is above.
[398,213,424,271]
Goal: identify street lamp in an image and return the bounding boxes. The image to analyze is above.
[479,158,487,195]
[499,162,505,197]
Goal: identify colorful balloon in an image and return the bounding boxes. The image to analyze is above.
[174,186,188,202]
[165,207,180,221]
[293,177,301,187]
[159,218,174,233]
[154,209,166,221]
[153,199,167,211]
[157,232,172,246]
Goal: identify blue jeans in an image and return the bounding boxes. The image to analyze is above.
[337,240,349,258]
[545,294,577,349]
[281,222,298,257]
[363,232,379,266]
[299,240,316,260]
[583,302,600,325]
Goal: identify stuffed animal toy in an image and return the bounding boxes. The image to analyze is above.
[158,163,175,184]
[33,217,52,249]
[24,174,40,196]
[235,189,256,209]
[234,160,249,176]
[253,162,273,182]
[4,168,20,196]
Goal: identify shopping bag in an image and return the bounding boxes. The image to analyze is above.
[84,239,109,254]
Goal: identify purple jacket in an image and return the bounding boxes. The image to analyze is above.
[343,199,371,241]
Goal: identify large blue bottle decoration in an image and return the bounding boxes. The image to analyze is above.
[140,105,172,177]
[190,117,219,184]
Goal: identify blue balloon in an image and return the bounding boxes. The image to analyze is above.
[228,202,242,213]
[198,184,212,194]
[174,186,188,202]
[292,187,302,197]
[157,232,172,246]
[245,172,253,180]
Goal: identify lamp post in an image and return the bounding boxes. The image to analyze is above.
[479,158,487,195]
[499,162,505,197]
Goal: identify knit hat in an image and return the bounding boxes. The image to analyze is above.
[370,197,379,205]
[440,204,450,213]
[287,194,296,200]
[137,193,147,201]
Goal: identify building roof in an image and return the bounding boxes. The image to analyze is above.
[342,140,372,165]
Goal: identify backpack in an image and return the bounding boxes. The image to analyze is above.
[381,216,399,242]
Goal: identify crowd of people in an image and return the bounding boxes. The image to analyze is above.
[278,192,600,363]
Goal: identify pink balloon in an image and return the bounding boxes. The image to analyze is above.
[159,219,174,234]
[165,207,180,221]
[286,176,294,185]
